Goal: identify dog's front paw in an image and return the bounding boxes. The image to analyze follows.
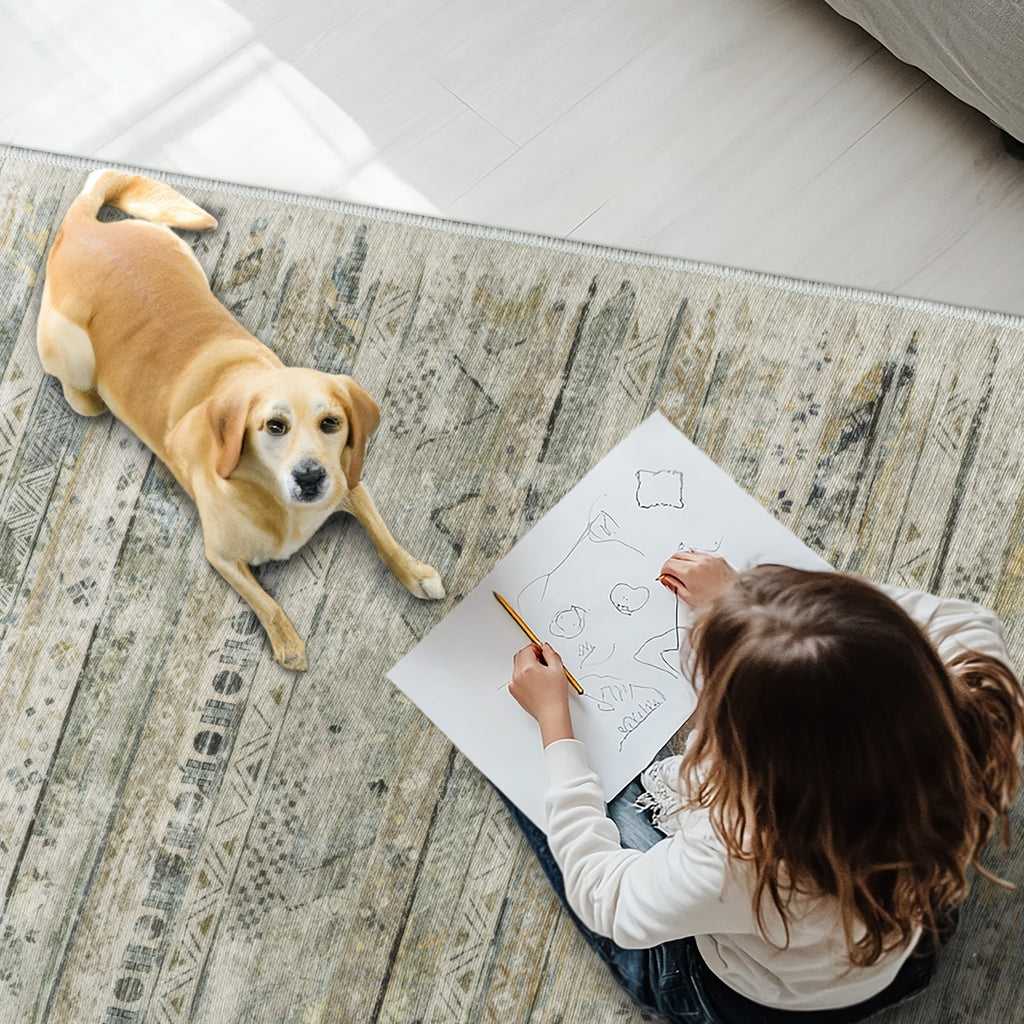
[408,565,445,601]
[277,648,309,671]
[272,635,308,671]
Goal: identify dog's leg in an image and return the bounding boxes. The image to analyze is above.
[37,283,109,416]
[59,382,109,416]
[342,483,445,600]
[207,554,309,671]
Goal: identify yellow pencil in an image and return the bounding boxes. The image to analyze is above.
[493,591,584,694]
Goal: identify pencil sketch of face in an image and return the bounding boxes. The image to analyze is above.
[550,605,587,639]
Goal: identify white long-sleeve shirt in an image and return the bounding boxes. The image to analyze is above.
[542,584,1012,1011]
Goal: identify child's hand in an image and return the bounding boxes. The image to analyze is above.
[658,551,738,608]
[509,643,575,746]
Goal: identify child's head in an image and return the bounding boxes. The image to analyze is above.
[682,564,1023,966]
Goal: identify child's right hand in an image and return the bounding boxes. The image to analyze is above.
[510,643,575,747]
[658,551,738,608]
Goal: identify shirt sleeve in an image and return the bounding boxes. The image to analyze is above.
[875,582,1013,668]
[542,738,750,948]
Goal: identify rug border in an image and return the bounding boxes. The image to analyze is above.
[4,141,1024,332]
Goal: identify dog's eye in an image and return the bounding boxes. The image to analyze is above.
[265,419,289,436]
[320,417,341,434]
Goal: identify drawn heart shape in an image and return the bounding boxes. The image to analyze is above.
[609,583,650,615]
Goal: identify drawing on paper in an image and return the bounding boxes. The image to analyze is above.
[609,583,650,615]
[388,412,835,831]
[517,500,644,607]
[508,489,694,755]
[551,605,587,638]
[582,679,668,749]
[579,641,615,666]
[675,525,729,556]
[636,469,685,509]
[634,627,686,677]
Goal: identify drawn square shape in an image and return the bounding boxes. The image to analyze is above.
[635,469,685,509]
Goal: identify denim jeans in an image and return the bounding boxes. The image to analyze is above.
[499,770,952,1024]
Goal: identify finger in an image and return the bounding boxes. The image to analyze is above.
[660,554,689,575]
[664,552,699,571]
[662,559,694,581]
[540,642,563,667]
[513,644,539,670]
[658,574,687,598]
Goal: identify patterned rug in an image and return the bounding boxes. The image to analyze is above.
[1,145,1022,1024]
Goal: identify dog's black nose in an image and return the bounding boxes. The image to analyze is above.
[293,461,326,486]
[292,460,327,499]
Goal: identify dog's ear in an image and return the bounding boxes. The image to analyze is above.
[334,375,380,490]
[207,389,251,479]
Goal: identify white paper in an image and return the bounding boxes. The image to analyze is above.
[388,412,830,830]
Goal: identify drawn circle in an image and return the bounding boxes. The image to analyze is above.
[550,605,587,639]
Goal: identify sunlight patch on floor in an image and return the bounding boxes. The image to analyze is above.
[0,0,439,213]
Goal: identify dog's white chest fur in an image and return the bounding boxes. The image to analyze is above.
[266,505,337,564]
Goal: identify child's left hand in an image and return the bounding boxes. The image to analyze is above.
[509,643,575,746]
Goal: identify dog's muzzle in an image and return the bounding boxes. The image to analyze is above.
[290,459,328,502]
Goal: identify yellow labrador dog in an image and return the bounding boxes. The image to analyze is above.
[37,170,444,670]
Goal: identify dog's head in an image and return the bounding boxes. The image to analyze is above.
[207,369,380,504]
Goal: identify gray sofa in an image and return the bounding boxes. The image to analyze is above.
[824,0,1024,150]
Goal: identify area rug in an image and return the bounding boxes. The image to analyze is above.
[1,144,1022,1024]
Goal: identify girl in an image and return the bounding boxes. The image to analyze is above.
[506,551,1024,1023]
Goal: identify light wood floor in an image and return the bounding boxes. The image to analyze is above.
[2,0,1023,317]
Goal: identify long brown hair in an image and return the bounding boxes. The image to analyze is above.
[679,565,1024,966]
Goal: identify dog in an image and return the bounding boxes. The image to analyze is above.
[37,170,444,671]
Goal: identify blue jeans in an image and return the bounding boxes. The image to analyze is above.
[498,770,952,1024]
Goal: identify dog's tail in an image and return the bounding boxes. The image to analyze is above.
[71,169,218,231]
